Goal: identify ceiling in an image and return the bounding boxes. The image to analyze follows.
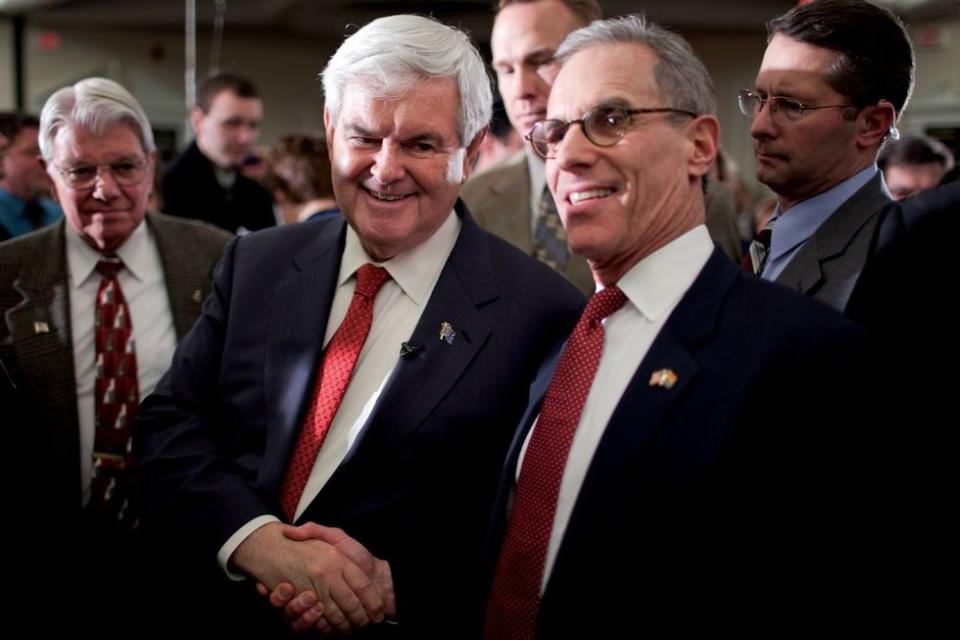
[2,0,958,38]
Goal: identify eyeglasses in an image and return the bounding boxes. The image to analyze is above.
[525,105,698,159]
[737,90,853,123]
[53,159,149,190]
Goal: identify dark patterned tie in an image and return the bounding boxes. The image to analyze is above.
[741,220,774,275]
[532,185,569,272]
[483,286,629,640]
[90,258,139,527]
[280,264,391,521]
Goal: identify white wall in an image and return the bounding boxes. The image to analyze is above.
[0,20,15,110]
[21,23,337,150]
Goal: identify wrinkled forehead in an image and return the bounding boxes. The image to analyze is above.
[52,122,146,163]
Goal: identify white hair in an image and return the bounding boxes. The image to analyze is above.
[39,77,156,162]
[322,14,493,147]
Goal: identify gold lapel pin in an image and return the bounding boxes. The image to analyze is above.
[191,289,203,304]
[33,321,50,335]
[439,321,456,345]
[649,368,678,389]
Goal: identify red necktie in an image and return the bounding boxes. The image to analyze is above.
[483,285,628,640]
[90,258,139,525]
[280,264,391,521]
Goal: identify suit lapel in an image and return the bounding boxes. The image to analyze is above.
[364,204,498,449]
[480,154,533,253]
[148,212,217,339]
[546,251,737,583]
[259,221,346,490]
[776,172,890,295]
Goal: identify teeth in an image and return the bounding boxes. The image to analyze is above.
[370,190,405,201]
[570,188,614,205]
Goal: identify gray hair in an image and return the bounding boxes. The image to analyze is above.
[556,14,716,117]
[39,77,156,162]
[322,14,493,146]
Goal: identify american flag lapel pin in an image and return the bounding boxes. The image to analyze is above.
[439,321,456,345]
[649,368,678,389]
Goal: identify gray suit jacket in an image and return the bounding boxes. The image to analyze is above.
[774,172,891,312]
[0,212,230,515]
[461,152,596,295]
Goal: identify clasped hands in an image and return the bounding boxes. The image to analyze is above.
[232,521,396,634]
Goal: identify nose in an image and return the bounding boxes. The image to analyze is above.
[237,124,257,146]
[552,122,595,172]
[749,99,777,140]
[370,142,405,186]
[91,167,121,201]
[515,65,545,102]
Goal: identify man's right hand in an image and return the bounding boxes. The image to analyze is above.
[232,521,389,634]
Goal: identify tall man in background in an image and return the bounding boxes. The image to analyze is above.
[740,0,914,312]
[162,71,275,234]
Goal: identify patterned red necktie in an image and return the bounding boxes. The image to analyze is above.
[280,264,391,521]
[483,285,628,640]
[90,258,139,526]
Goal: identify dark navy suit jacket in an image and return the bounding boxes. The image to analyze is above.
[482,249,882,635]
[134,202,584,636]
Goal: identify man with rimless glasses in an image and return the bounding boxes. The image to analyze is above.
[481,14,882,637]
[0,77,229,629]
[740,0,915,313]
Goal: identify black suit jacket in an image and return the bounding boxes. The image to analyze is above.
[483,249,883,635]
[134,202,584,636]
[162,140,275,234]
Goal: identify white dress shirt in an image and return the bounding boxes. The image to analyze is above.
[218,210,461,574]
[65,220,177,506]
[517,225,714,590]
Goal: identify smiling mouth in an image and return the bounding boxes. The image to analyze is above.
[365,188,408,202]
[569,188,615,205]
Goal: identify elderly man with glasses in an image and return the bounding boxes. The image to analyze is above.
[0,77,230,629]
[480,14,884,637]
[739,0,915,313]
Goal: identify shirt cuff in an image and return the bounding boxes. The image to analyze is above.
[217,515,281,581]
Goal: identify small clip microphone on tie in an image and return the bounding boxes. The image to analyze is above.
[400,341,424,358]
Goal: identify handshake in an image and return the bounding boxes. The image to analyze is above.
[233,521,396,635]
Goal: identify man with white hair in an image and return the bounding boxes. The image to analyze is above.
[0,77,230,628]
[135,14,583,637]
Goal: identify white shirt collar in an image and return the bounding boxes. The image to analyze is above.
[611,225,714,322]
[339,209,462,306]
[65,218,151,288]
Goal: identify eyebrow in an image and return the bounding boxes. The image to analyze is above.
[494,47,556,68]
[64,153,145,166]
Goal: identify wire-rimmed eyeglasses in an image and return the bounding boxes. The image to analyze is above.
[737,90,853,123]
[53,159,149,190]
[525,105,698,159]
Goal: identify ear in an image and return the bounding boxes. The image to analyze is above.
[856,100,896,150]
[685,115,720,180]
[147,149,159,180]
[460,127,488,183]
[190,106,205,135]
